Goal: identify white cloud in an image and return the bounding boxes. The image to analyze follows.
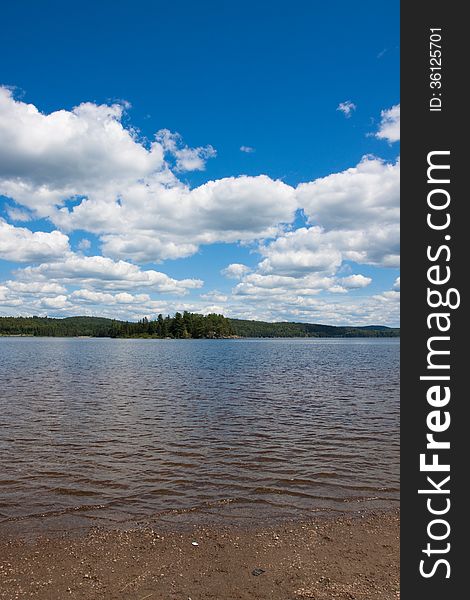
[230,267,372,299]
[223,155,399,312]
[77,238,91,251]
[393,276,400,291]
[240,146,255,153]
[375,104,400,142]
[0,285,21,307]
[58,174,297,262]
[70,289,151,305]
[0,90,400,326]
[0,87,164,216]
[223,291,399,327]
[329,227,399,267]
[294,156,399,268]
[235,155,401,307]
[0,285,232,321]
[297,155,399,231]
[15,253,203,294]
[257,227,342,276]
[156,129,216,172]
[0,91,293,263]
[0,89,299,263]
[339,274,372,289]
[4,205,32,222]
[200,290,228,303]
[221,263,252,279]
[40,295,69,309]
[257,226,398,278]
[0,273,399,325]
[5,280,66,294]
[337,100,356,118]
[233,272,342,296]
[375,290,400,302]
[0,219,70,262]
[99,233,199,262]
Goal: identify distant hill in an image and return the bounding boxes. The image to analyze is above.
[354,325,394,331]
[229,319,399,338]
[0,314,399,338]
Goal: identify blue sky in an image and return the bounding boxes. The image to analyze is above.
[0,0,400,325]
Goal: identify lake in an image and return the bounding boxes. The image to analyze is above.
[0,337,399,532]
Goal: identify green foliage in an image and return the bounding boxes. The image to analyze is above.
[0,316,116,337]
[228,319,400,338]
[0,315,399,338]
[0,313,235,339]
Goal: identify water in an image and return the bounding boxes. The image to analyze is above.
[0,337,399,532]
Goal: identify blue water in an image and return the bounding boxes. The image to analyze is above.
[0,337,399,531]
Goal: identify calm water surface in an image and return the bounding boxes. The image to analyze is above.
[0,337,399,532]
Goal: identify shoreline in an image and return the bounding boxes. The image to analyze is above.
[0,334,400,339]
[0,509,399,599]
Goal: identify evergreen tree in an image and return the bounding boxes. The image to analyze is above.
[170,312,186,338]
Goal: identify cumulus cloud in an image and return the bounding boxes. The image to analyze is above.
[77,238,91,251]
[0,89,400,326]
[156,129,216,172]
[254,155,401,279]
[0,272,399,325]
[378,290,400,301]
[5,280,66,294]
[40,295,69,309]
[4,204,32,222]
[56,174,297,262]
[0,87,298,263]
[224,289,399,326]
[233,272,345,296]
[0,219,70,262]
[0,284,231,321]
[375,104,400,142]
[0,285,22,307]
[297,155,399,231]
[240,146,255,153]
[224,154,399,308]
[294,156,399,268]
[0,87,164,215]
[200,290,228,303]
[339,274,372,289]
[318,227,399,268]
[231,268,372,299]
[221,263,252,279]
[337,100,356,118]
[15,253,203,294]
[257,227,342,276]
[374,279,400,303]
[70,289,151,305]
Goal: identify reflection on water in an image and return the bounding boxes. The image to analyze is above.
[0,337,399,531]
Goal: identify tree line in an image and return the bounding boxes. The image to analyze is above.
[0,313,234,339]
[0,314,399,338]
[229,319,400,338]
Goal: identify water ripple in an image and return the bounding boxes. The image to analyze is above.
[0,337,399,530]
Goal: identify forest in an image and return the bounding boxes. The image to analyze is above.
[230,319,399,337]
[0,313,233,338]
[0,314,399,338]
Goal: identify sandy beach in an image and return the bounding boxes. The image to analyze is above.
[0,511,399,600]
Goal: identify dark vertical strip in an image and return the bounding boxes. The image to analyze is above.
[401,1,465,597]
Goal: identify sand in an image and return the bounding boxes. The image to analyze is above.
[0,511,399,600]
